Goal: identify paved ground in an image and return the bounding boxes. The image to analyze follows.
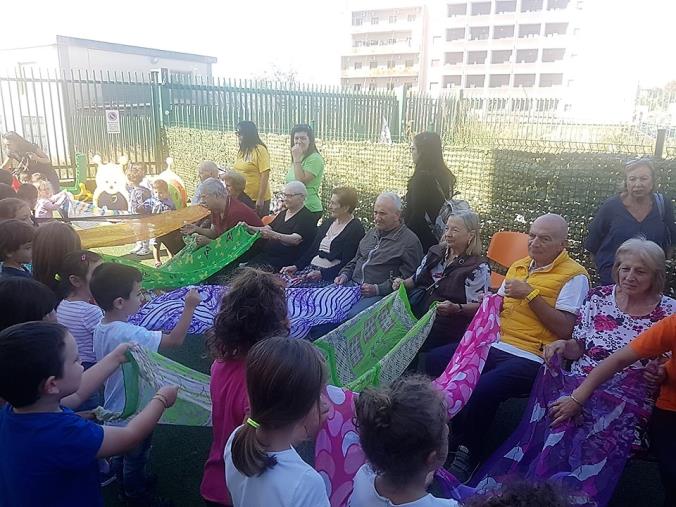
[103,336,665,507]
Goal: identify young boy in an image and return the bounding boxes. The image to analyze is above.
[90,263,200,504]
[142,179,176,267]
[0,321,178,507]
[125,163,152,256]
[0,219,34,278]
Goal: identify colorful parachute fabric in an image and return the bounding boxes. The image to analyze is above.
[313,285,437,391]
[94,346,212,426]
[102,224,260,289]
[128,284,362,339]
[78,205,210,248]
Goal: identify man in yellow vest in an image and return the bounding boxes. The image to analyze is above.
[426,214,589,482]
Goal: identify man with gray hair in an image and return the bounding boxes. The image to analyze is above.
[181,177,262,246]
[192,160,222,204]
[335,191,423,318]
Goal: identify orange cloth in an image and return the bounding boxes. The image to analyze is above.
[77,206,209,248]
[630,314,676,411]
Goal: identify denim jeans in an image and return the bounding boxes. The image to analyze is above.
[111,434,153,497]
[650,407,676,507]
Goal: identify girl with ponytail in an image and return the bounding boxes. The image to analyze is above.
[224,337,330,507]
[350,375,458,507]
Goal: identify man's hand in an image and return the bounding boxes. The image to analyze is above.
[195,235,211,247]
[504,279,533,300]
[280,265,298,275]
[360,284,377,297]
[644,359,667,386]
[544,340,567,366]
[305,270,322,282]
[391,277,404,291]
[335,274,348,285]
[436,300,460,317]
[181,223,198,235]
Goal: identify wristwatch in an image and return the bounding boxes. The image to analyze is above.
[526,288,540,303]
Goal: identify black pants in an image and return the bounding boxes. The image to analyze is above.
[650,407,676,507]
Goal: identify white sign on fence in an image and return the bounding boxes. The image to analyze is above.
[105,109,121,134]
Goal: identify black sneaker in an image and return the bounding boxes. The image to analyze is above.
[447,445,477,483]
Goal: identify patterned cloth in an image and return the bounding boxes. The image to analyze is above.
[128,283,361,339]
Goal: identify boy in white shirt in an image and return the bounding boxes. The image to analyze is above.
[90,263,200,505]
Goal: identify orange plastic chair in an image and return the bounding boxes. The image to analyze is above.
[261,213,278,226]
[486,231,530,291]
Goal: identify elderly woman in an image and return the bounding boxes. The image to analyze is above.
[280,187,365,282]
[393,211,489,351]
[585,159,675,285]
[454,238,675,507]
[221,169,256,210]
[286,124,325,222]
[181,178,262,246]
[244,181,318,271]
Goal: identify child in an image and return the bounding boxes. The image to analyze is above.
[0,219,34,278]
[125,163,152,256]
[0,321,179,507]
[32,221,82,295]
[142,178,176,267]
[225,337,330,507]
[56,250,104,410]
[201,268,289,506]
[34,178,68,219]
[464,481,571,507]
[90,262,200,504]
[0,197,33,224]
[351,375,457,507]
[0,277,57,330]
[16,182,38,212]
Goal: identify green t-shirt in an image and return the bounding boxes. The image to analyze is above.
[286,152,325,213]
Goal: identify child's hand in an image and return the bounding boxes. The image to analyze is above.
[157,385,179,408]
[185,288,202,309]
[110,342,133,364]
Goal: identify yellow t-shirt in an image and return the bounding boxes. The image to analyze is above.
[233,145,271,201]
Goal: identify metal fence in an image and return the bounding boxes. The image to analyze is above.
[1,69,675,179]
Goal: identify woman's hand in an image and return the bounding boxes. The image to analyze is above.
[305,270,322,282]
[195,235,211,247]
[544,340,567,366]
[259,227,277,240]
[181,223,198,235]
[360,283,377,297]
[280,265,298,275]
[436,300,460,317]
[239,221,260,233]
[548,395,582,427]
[291,143,304,163]
[392,277,404,290]
[335,274,348,285]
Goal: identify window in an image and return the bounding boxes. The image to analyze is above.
[389,15,397,23]
[544,23,568,36]
[447,3,467,16]
[387,61,395,69]
[471,2,491,15]
[354,62,362,70]
[405,60,414,68]
[369,83,377,91]
[520,0,543,12]
[354,40,364,47]
[431,59,441,67]
[353,83,362,91]
[516,49,538,62]
[514,73,536,87]
[542,48,565,62]
[469,26,490,40]
[518,23,540,38]
[567,79,575,87]
[371,17,379,24]
[352,14,363,25]
[493,25,515,39]
[491,50,512,64]
[429,81,440,91]
[467,50,488,64]
[495,0,517,13]
[408,14,416,22]
[447,28,465,41]
[547,0,569,8]
[387,82,396,90]
[564,103,573,112]
[370,61,378,69]
[466,74,485,87]
[443,75,462,87]
[445,52,464,64]
[489,74,510,87]
[368,39,378,46]
[387,37,397,45]
[433,35,442,46]
[539,73,563,87]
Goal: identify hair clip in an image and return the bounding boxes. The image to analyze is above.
[81,254,87,262]
[246,417,261,429]
[54,273,61,281]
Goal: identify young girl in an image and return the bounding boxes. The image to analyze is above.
[32,221,82,295]
[225,337,330,507]
[351,375,458,507]
[201,268,289,507]
[55,250,104,410]
[125,163,152,256]
[33,178,67,219]
[142,178,176,267]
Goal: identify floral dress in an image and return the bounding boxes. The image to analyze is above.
[571,285,676,377]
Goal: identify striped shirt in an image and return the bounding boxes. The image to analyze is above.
[57,300,103,364]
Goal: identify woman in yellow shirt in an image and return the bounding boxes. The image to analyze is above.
[233,121,271,217]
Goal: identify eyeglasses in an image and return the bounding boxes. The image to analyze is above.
[282,193,303,198]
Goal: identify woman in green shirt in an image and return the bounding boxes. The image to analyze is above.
[286,124,325,223]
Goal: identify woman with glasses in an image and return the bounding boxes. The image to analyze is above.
[243,181,318,271]
[585,159,675,285]
[233,121,271,217]
[286,124,325,223]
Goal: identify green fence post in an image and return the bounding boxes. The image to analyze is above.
[150,68,169,172]
[393,86,407,142]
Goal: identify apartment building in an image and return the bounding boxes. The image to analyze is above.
[342,0,585,102]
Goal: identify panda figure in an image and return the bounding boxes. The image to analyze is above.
[92,155,130,211]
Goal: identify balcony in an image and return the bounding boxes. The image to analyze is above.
[350,19,418,34]
[341,65,419,78]
[348,42,421,56]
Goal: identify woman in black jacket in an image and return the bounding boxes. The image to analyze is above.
[403,132,456,252]
[280,187,365,282]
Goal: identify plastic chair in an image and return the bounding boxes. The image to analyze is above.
[261,213,277,226]
[486,231,530,290]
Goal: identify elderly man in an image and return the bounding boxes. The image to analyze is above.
[181,177,262,246]
[425,213,589,482]
[191,160,221,204]
[336,192,423,318]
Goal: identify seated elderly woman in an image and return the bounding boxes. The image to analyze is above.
[243,181,318,271]
[181,177,262,246]
[393,211,489,351]
[221,169,256,210]
[280,187,365,282]
[453,237,675,506]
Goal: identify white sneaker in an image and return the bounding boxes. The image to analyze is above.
[129,244,142,254]
[135,248,151,256]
